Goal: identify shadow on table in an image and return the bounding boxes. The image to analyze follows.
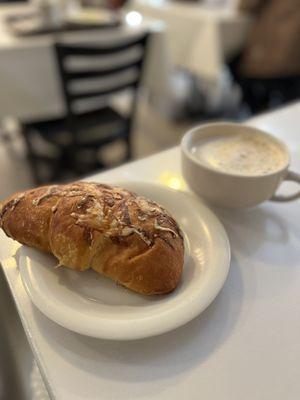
[214,204,296,266]
[212,203,299,306]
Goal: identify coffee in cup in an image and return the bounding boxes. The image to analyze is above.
[181,122,300,208]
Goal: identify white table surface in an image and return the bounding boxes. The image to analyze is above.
[1,102,300,400]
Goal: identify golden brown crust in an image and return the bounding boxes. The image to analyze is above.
[0,182,184,295]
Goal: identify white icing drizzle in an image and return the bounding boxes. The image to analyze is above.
[113,193,123,200]
[112,187,128,200]
[77,195,88,208]
[120,226,151,246]
[88,230,93,248]
[110,218,118,228]
[32,186,58,205]
[86,199,104,222]
[10,193,25,211]
[70,198,104,230]
[33,186,86,207]
[136,197,162,216]
[121,226,135,236]
[64,190,84,197]
[51,201,60,213]
[154,219,178,237]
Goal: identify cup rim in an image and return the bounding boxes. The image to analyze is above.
[181,121,290,179]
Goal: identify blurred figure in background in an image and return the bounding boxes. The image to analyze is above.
[230,0,300,113]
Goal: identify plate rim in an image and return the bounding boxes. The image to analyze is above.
[19,181,231,340]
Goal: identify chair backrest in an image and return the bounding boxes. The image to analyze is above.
[54,33,149,125]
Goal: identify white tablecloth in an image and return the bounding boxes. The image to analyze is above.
[0,4,170,121]
[129,0,251,80]
[0,2,250,122]
[1,102,300,400]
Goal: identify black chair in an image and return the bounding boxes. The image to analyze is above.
[228,55,300,115]
[22,33,149,184]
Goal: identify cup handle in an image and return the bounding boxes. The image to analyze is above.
[271,170,300,202]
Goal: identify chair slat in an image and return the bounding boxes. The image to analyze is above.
[58,35,147,56]
[65,60,142,80]
[21,33,149,183]
[70,82,137,100]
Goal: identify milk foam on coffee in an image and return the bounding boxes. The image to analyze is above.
[191,133,287,176]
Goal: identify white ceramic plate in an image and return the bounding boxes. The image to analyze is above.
[19,182,230,340]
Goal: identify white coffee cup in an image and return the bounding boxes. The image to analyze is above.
[181,122,300,208]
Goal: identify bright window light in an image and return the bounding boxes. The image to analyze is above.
[125,11,143,26]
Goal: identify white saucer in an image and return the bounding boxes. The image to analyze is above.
[19,182,230,340]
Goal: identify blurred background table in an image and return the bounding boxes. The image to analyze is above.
[1,102,300,400]
[0,3,170,122]
[128,0,251,81]
[0,1,251,122]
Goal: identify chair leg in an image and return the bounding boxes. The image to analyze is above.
[125,130,132,161]
[21,127,42,185]
[21,126,64,185]
[125,144,132,161]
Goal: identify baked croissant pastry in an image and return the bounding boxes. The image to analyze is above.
[0,182,184,295]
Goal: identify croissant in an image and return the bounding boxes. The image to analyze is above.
[0,182,184,295]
